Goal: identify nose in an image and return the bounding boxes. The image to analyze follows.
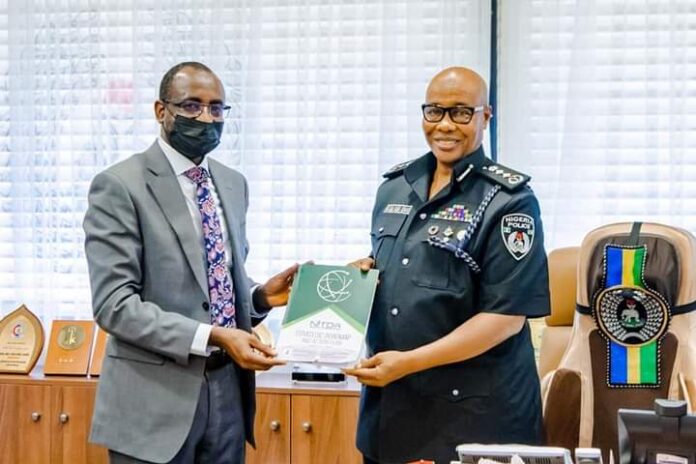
[196,105,216,123]
[435,112,455,131]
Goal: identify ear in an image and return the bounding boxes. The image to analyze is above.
[154,100,166,124]
[484,105,493,122]
[482,105,493,129]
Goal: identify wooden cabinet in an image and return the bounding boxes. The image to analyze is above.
[0,375,107,464]
[0,372,361,464]
[246,373,362,464]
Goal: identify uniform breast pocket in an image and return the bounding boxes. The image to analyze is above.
[370,214,407,267]
[411,239,452,289]
[411,221,475,293]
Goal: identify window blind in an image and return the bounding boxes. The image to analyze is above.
[0,0,490,324]
[498,0,696,249]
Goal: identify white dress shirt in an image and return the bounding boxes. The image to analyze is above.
[157,137,233,356]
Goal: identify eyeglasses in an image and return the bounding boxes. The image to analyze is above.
[163,99,232,120]
[421,104,484,125]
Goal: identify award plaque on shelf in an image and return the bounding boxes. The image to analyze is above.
[0,305,45,374]
[44,320,95,376]
[89,327,108,377]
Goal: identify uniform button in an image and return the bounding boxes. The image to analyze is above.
[419,213,427,220]
[390,307,399,316]
[378,226,384,233]
[452,389,460,397]
[401,257,409,266]
[202,302,210,311]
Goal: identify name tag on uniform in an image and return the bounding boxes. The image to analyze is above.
[384,204,412,215]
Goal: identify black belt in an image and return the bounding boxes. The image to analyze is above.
[205,350,232,371]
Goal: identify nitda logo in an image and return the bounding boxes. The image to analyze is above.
[309,320,342,330]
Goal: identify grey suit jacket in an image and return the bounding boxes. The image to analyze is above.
[84,142,263,463]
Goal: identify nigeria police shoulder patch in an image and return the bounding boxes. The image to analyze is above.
[501,213,535,260]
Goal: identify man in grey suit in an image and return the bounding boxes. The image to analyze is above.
[83,62,297,464]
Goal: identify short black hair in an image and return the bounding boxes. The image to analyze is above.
[159,61,215,101]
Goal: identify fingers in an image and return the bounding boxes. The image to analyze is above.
[357,377,384,387]
[348,257,375,272]
[243,352,286,371]
[223,329,282,369]
[359,258,375,272]
[238,337,285,371]
[249,336,276,357]
[342,356,378,377]
[277,262,300,280]
[358,355,379,368]
[343,367,382,386]
[342,355,377,374]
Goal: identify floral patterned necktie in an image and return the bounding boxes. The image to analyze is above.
[184,166,236,327]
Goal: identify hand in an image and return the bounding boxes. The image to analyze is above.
[210,326,286,371]
[256,263,300,308]
[348,257,374,272]
[342,350,413,387]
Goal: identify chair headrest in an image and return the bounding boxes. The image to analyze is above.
[546,247,579,327]
[577,222,696,311]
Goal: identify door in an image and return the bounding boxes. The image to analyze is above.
[0,383,51,464]
[291,395,361,464]
[246,393,291,464]
[51,385,108,464]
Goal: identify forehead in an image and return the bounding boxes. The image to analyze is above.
[169,68,225,101]
[425,76,483,106]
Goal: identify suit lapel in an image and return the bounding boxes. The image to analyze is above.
[144,142,208,296]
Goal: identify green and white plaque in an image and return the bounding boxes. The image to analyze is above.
[276,264,378,365]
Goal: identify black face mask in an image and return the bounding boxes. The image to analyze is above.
[167,115,224,161]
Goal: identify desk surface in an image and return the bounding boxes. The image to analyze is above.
[0,368,362,396]
[256,371,361,396]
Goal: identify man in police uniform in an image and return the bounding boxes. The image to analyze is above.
[344,67,551,464]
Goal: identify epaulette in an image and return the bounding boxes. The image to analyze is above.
[382,160,413,179]
[477,162,530,191]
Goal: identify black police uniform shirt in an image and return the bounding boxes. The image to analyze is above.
[357,146,551,464]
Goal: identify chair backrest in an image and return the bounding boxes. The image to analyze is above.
[538,247,579,380]
[542,223,696,460]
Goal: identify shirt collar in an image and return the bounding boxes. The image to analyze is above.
[404,145,488,185]
[453,144,487,178]
[157,136,209,177]
[403,145,489,201]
